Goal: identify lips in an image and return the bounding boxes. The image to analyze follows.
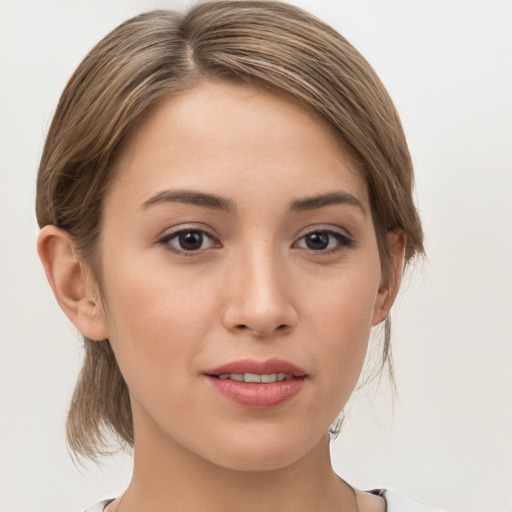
[205,358,307,378]
[218,372,293,383]
[204,358,307,408]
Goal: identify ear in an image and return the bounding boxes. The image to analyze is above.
[372,230,407,326]
[37,225,109,341]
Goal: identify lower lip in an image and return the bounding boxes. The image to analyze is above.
[206,376,306,408]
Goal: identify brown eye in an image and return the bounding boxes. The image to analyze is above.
[304,232,330,250]
[295,230,354,253]
[178,230,204,251]
[160,229,217,253]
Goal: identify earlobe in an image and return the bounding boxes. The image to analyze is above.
[372,230,407,326]
[37,225,109,341]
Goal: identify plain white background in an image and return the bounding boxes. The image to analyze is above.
[0,1,511,511]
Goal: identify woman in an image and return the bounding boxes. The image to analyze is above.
[36,1,436,511]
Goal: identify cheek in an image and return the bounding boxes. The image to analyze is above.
[98,251,219,385]
[306,254,381,339]
[302,261,381,402]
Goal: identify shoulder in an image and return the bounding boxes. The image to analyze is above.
[82,499,114,512]
[381,489,444,512]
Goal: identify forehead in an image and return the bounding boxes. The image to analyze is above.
[109,80,368,212]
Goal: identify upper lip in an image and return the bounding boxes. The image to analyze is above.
[204,358,307,377]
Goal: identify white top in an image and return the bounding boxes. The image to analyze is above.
[82,490,443,511]
[383,489,443,511]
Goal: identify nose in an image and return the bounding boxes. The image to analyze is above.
[221,244,298,338]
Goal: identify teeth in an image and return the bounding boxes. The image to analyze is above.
[217,373,292,383]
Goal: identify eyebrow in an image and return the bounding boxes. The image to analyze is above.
[289,191,366,215]
[140,190,237,212]
[140,189,365,216]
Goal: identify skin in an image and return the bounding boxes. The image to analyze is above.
[38,81,404,512]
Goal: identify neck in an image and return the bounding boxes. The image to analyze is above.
[118,417,357,512]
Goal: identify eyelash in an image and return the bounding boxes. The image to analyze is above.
[157,228,219,256]
[293,229,355,254]
[157,227,355,256]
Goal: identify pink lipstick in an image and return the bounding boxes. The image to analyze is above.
[204,358,307,408]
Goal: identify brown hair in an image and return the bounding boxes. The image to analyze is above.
[36,0,424,460]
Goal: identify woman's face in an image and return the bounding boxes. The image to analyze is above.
[96,81,393,471]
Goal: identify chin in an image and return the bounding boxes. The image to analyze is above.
[201,427,325,472]
[212,450,304,473]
